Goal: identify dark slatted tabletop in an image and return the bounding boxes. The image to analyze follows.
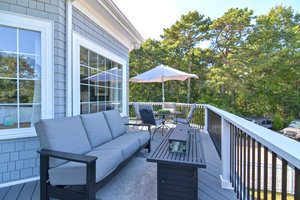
[147,127,206,168]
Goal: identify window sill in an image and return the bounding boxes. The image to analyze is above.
[0,127,37,140]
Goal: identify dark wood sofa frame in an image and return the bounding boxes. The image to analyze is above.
[38,123,151,200]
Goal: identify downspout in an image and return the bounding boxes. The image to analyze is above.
[66,0,73,116]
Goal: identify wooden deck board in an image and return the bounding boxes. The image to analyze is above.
[0,130,238,200]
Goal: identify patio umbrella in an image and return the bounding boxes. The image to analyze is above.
[130,65,198,107]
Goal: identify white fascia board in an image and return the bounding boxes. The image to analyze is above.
[73,0,143,51]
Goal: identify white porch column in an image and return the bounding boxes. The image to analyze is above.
[220,117,233,189]
[204,106,208,133]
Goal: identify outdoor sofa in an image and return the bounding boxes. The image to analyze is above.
[35,109,151,200]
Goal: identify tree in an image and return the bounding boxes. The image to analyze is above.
[161,11,211,103]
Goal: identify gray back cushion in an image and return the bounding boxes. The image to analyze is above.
[35,116,92,168]
[81,112,113,148]
[122,116,130,132]
[104,110,126,138]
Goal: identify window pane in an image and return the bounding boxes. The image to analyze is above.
[19,55,41,79]
[98,55,105,71]
[20,104,41,128]
[80,84,89,103]
[0,52,17,78]
[19,80,41,103]
[97,87,106,101]
[19,29,41,55]
[89,85,97,102]
[0,25,17,52]
[80,46,88,66]
[0,79,17,103]
[89,51,97,68]
[0,105,17,129]
[80,65,89,84]
[90,103,97,113]
[81,103,89,114]
[89,68,98,86]
[97,102,106,112]
[106,59,112,70]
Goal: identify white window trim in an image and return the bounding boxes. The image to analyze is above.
[0,11,54,140]
[72,32,127,116]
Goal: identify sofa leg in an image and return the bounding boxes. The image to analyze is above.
[86,161,96,200]
[40,155,49,200]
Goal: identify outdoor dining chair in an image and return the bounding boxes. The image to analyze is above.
[133,102,142,124]
[173,104,196,126]
[139,104,165,140]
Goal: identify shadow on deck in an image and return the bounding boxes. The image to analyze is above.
[0,127,237,200]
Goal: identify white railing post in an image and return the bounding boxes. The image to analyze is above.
[204,107,208,133]
[220,117,233,189]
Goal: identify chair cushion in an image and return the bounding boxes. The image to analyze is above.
[35,116,92,168]
[48,149,123,185]
[81,112,113,148]
[103,110,126,138]
[94,134,140,160]
[125,130,150,147]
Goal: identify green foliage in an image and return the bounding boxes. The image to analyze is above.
[129,5,300,121]
[273,114,284,130]
[157,109,171,114]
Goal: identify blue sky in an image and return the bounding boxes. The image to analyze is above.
[113,0,300,40]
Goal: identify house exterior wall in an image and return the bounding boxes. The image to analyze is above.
[72,7,130,115]
[0,0,131,184]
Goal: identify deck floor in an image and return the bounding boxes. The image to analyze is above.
[0,129,237,200]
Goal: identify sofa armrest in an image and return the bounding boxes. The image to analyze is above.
[38,149,97,164]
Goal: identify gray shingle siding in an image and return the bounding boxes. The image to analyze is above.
[0,137,39,183]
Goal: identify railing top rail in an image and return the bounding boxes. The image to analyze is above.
[205,104,300,168]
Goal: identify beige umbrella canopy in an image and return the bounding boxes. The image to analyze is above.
[130,65,198,106]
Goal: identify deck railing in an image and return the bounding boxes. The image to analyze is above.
[129,102,300,200]
[205,105,300,200]
[128,102,205,129]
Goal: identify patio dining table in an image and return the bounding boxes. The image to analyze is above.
[153,111,182,133]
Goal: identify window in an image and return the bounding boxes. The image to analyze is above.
[0,12,53,139]
[0,25,41,130]
[79,46,123,114]
[72,33,126,116]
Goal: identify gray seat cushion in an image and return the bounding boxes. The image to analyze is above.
[94,134,140,160]
[125,130,150,147]
[35,116,92,168]
[104,110,126,138]
[48,149,123,185]
[81,112,113,148]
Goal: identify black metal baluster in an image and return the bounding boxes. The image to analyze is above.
[257,143,261,200]
[252,139,256,199]
[271,152,277,200]
[230,124,233,183]
[295,168,300,200]
[247,135,250,200]
[263,147,268,200]
[281,159,287,200]
[240,130,243,200]
[243,132,246,200]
